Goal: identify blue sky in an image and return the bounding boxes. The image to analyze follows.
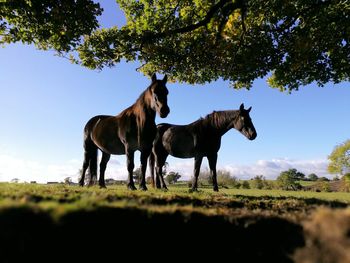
[0,1,349,183]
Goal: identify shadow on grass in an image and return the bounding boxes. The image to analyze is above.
[0,205,304,263]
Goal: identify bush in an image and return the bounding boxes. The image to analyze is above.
[241,181,250,189]
[317,177,330,182]
[320,182,331,192]
[276,171,302,191]
[165,172,181,184]
[307,173,319,181]
[217,170,240,188]
[196,169,241,188]
[197,169,212,186]
[250,175,272,189]
[339,173,350,192]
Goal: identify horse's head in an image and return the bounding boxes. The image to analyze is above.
[149,73,170,118]
[234,103,257,140]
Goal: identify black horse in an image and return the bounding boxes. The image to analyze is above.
[149,104,257,192]
[79,73,170,190]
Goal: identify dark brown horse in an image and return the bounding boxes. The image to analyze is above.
[149,104,257,192]
[79,73,170,190]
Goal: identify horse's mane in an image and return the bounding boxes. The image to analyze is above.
[117,85,154,143]
[192,110,239,131]
[118,85,153,120]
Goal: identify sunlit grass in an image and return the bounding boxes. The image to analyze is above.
[1,182,349,212]
[1,182,350,202]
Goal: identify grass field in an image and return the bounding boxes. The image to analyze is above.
[1,182,349,262]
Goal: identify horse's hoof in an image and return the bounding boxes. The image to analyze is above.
[99,184,107,189]
[213,188,219,192]
[127,184,137,191]
[87,180,97,187]
[139,185,148,191]
[189,188,198,193]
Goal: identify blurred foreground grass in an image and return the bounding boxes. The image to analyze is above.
[0,183,349,263]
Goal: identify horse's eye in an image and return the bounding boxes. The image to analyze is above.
[154,94,159,101]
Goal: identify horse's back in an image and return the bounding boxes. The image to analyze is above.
[156,123,174,135]
[88,115,129,154]
[84,115,112,133]
[156,123,195,158]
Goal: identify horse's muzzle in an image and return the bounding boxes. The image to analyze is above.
[160,106,170,118]
[248,131,257,140]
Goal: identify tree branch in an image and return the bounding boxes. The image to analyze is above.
[273,0,334,34]
[142,0,244,41]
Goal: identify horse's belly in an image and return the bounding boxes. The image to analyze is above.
[95,138,125,155]
[163,129,195,158]
[91,119,126,155]
[102,144,125,155]
[170,151,193,159]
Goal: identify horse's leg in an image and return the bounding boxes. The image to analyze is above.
[88,146,98,187]
[208,153,219,192]
[155,165,161,189]
[148,152,156,188]
[99,152,110,188]
[155,152,169,190]
[139,150,150,191]
[191,156,203,192]
[80,134,97,187]
[126,149,137,190]
[159,163,168,190]
[79,151,89,186]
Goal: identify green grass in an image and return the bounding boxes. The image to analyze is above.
[2,182,350,202]
[1,182,349,263]
[1,182,349,218]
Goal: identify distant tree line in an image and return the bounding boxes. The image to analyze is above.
[182,167,350,193]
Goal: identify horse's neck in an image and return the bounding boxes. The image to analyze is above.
[117,90,155,127]
[133,92,156,128]
[210,110,238,135]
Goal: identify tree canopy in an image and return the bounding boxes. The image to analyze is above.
[165,171,181,184]
[0,0,102,52]
[328,139,350,175]
[307,173,319,181]
[1,0,349,91]
[276,169,303,190]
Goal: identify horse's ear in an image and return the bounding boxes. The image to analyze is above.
[151,73,157,82]
[239,103,244,111]
[247,106,252,113]
[162,74,168,84]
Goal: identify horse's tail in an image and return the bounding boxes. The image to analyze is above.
[149,123,171,189]
[79,116,103,186]
[149,150,156,188]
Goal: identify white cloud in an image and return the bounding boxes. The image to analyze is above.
[0,153,132,183]
[165,158,331,180]
[0,154,81,183]
[164,158,194,179]
[222,158,331,179]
